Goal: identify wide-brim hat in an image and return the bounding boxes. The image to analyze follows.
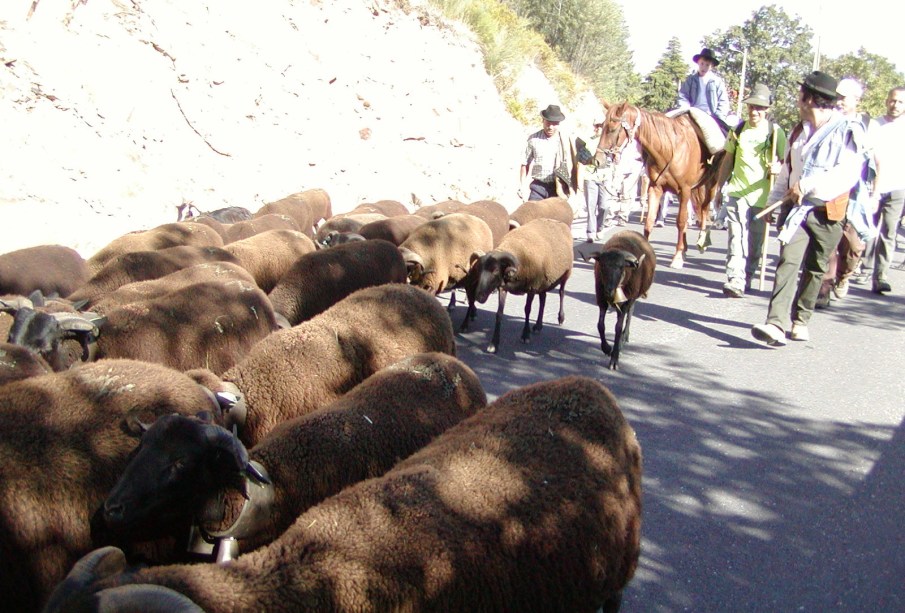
[742,83,772,107]
[540,104,565,122]
[692,48,720,66]
[836,78,864,99]
[799,71,839,100]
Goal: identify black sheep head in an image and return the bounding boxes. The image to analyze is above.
[472,251,519,304]
[591,249,642,309]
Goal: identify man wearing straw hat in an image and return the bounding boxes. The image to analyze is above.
[717,83,786,298]
[751,71,863,346]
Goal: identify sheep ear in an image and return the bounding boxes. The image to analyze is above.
[623,252,640,268]
[123,413,154,436]
[469,251,485,267]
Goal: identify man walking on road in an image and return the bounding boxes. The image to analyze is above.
[856,86,905,294]
[717,83,786,298]
[751,71,863,346]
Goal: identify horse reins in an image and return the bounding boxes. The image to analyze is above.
[597,110,641,161]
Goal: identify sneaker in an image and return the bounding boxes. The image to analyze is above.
[872,279,892,294]
[850,273,869,285]
[832,279,849,300]
[722,279,745,298]
[789,322,809,341]
[814,293,831,309]
[654,220,665,227]
[751,323,787,346]
[602,219,616,228]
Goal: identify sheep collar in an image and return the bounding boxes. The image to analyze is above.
[187,460,274,559]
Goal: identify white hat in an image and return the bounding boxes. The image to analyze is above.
[836,78,863,99]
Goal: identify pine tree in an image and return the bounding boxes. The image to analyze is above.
[639,37,687,111]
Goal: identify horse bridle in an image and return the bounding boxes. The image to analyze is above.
[597,110,641,164]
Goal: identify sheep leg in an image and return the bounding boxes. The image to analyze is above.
[609,307,628,370]
[599,591,624,613]
[557,279,566,324]
[532,291,546,333]
[488,288,507,353]
[622,300,636,344]
[597,304,612,356]
[458,295,477,332]
[522,292,536,342]
[446,291,457,312]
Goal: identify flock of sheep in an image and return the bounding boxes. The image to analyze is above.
[0,188,652,612]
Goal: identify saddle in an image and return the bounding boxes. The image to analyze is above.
[668,107,726,156]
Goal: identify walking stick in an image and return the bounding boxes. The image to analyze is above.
[757,128,779,290]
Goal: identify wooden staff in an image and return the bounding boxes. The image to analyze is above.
[757,130,780,290]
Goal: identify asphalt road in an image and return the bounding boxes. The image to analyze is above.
[450,211,904,612]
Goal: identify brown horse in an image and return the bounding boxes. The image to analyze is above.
[597,102,724,268]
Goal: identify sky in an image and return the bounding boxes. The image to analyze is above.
[613,0,903,77]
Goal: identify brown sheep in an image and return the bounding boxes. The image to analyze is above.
[0,359,233,612]
[49,375,642,613]
[461,199,511,247]
[461,218,573,353]
[87,223,224,274]
[89,262,257,315]
[413,198,466,219]
[509,196,574,230]
[175,202,252,224]
[96,352,486,562]
[0,245,89,298]
[585,230,656,370]
[205,282,457,447]
[254,188,332,237]
[358,214,426,245]
[348,199,409,217]
[314,213,387,246]
[68,245,241,306]
[225,213,300,243]
[222,229,316,293]
[398,212,494,302]
[268,239,406,326]
[0,341,52,386]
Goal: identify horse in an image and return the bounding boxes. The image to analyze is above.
[596,101,725,269]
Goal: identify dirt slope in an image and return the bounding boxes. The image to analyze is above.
[0,0,601,257]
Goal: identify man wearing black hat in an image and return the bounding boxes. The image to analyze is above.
[676,48,732,132]
[519,104,578,201]
[751,71,864,346]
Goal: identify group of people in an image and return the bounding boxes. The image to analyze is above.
[519,47,905,348]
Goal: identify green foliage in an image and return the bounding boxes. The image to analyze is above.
[640,37,687,111]
[505,0,640,103]
[703,5,814,130]
[822,48,905,119]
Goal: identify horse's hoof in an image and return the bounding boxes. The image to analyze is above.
[669,255,684,269]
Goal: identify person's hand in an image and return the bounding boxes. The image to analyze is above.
[786,182,803,205]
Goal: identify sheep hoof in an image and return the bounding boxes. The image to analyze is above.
[486,343,497,353]
[601,342,612,356]
[532,322,543,333]
[608,358,619,370]
[669,254,684,269]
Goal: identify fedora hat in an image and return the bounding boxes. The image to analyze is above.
[692,48,720,66]
[799,71,839,100]
[540,104,565,122]
[742,83,772,107]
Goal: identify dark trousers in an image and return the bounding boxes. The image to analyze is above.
[766,208,843,330]
[529,179,557,201]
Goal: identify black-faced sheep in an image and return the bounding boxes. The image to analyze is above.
[253,188,332,237]
[202,282,457,448]
[461,199,510,247]
[315,230,367,249]
[97,352,486,561]
[460,218,573,353]
[224,213,300,243]
[358,214,426,245]
[48,375,642,613]
[222,229,316,293]
[585,230,656,370]
[398,212,494,304]
[175,202,252,224]
[413,198,466,219]
[509,196,574,230]
[68,245,241,306]
[0,245,90,298]
[267,239,407,326]
[12,279,278,375]
[87,223,224,274]
[0,359,236,612]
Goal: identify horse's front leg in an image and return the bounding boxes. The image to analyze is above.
[643,185,661,240]
[671,188,691,269]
